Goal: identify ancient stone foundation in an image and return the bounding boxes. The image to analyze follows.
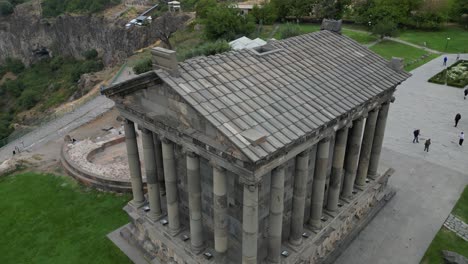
[110,168,395,264]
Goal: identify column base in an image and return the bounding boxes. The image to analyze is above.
[368,173,380,180]
[288,237,303,248]
[191,244,205,255]
[168,227,182,237]
[308,220,322,231]
[145,212,165,224]
[128,199,146,209]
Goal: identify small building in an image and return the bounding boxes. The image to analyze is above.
[168,1,181,12]
[102,19,410,263]
[229,36,267,50]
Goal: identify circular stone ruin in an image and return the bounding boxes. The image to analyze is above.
[61,128,147,192]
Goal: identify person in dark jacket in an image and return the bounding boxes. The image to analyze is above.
[424,139,431,152]
[413,129,420,143]
[464,88,468,100]
[455,113,462,127]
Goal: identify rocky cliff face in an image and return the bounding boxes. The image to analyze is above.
[0,2,178,66]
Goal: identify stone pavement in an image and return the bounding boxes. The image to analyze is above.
[336,54,468,264]
[444,214,468,242]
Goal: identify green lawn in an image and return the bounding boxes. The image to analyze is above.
[399,26,468,53]
[420,185,468,264]
[420,227,468,264]
[370,40,438,71]
[452,185,468,223]
[342,29,378,44]
[0,173,132,264]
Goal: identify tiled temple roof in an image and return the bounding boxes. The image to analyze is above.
[152,30,410,162]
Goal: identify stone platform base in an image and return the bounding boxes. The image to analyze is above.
[109,168,395,264]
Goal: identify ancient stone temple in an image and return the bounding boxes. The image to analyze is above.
[102,20,410,264]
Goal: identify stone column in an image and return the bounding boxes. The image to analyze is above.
[355,109,379,187]
[141,128,162,220]
[368,102,391,178]
[124,120,145,207]
[308,138,330,229]
[242,183,259,264]
[341,117,365,199]
[213,165,228,255]
[289,150,310,246]
[161,138,180,236]
[267,165,285,263]
[186,152,204,253]
[326,127,349,212]
[153,133,165,193]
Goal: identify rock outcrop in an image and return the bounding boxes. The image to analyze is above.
[0,1,188,66]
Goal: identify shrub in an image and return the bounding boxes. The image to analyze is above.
[18,88,41,110]
[133,58,153,75]
[50,56,64,71]
[279,23,301,39]
[83,49,98,60]
[204,4,256,41]
[4,57,25,74]
[70,60,103,82]
[0,1,13,16]
[372,19,398,39]
[178,40,231,61]
[1,79,25,98]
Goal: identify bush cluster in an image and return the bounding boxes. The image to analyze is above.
[0,55,104,143]
[42,0,120,17]
[133,58,152,75]
[279,23,302,39]
[178,40,231,61]
[428,60,468,88]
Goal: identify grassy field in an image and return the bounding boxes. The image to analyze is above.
[370,40,438,71]
[399,26,468,53]
[0,172,132,264]
[452,185,468,223]
[420,186,468,264]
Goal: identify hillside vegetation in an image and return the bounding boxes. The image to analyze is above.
[41,0,121,17]
[0,54,103,145]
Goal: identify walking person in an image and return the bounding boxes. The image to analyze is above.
[443,56,448,66]
[459,132,464,146]
[424,138,431,152]
[464,88,468,100]
[455,113,461,127]
[413,129,420,143]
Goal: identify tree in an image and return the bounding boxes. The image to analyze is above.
[154,12,189,50]
[250,2,278,25]
[204,4,255,40]
[451,0,468,24]
[0,1,13,16]
[372,19,398,39]
[195,0,217,19]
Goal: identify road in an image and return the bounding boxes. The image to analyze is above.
[0,65,139,164]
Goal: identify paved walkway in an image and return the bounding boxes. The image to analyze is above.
[336,54,468,264]
[0,96,114,163]
[0,65,140,164]
[385,37,442,54]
